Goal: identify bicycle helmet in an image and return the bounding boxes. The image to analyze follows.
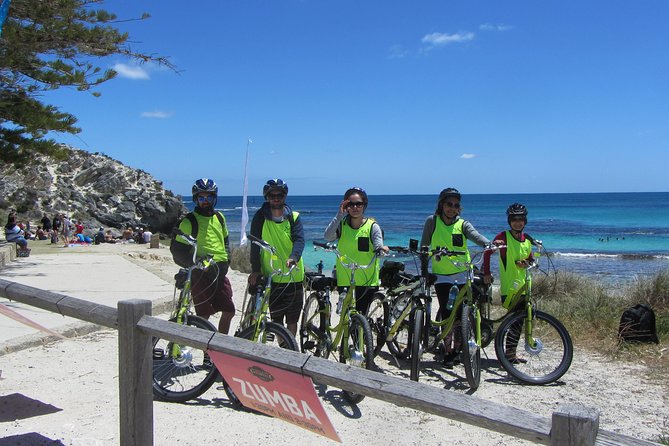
[506,203,528,224]
[192,178,218,210]
[435,187,461,214]
[263,178,288,198]
[343,187,368,207]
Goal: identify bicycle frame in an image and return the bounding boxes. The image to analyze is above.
[312,241,378,362]
[241,233,296,342]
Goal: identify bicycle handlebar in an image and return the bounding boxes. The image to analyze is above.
[312,240,381,271]
[247,233,296,278]
[175,229,214,270]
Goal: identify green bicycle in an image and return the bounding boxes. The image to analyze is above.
[152,230,225,402]
[370,240,490,390]
[300,240,376,404]
[491,242,573,384]
[235,233,300,350]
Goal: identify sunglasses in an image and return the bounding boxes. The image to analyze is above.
[444,201,461,209]
[510,216,526,222]
[347,202,365,208]
[196,195,215,203]
[268,193,285,199]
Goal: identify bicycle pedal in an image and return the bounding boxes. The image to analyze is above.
[265,333,275,342]
[152,348,165,360]
[302,340,316,350]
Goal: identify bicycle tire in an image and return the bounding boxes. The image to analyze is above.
[300,293,331,357]
[460,304,481,390]
[152,315,218,403]
[386,316,412,359]
[366,292,388,357]
[237,321,300,352]
[494,310,573,385]
[340,313,374,404]
[410,308,424,382]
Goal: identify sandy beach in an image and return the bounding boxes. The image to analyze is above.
[0,241,667,445]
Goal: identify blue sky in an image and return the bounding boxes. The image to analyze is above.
[47,0,668,196]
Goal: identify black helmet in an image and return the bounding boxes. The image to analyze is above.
[344,187,368,206]
[506,203,528,224]
[438,187,461,201]
[192,178,218,199]
[263,178,288,198]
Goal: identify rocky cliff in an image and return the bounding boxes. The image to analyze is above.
[0,147,187,234]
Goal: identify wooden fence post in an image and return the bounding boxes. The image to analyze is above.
[550,403,599,446]
[118,299,153,446]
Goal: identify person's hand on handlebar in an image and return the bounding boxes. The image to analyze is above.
[286,257,297,269]
[248,271,262,286]
[515,259,531,269]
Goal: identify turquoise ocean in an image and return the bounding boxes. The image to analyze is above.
[185,192,669,285]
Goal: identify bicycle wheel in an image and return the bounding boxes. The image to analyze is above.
[339,313,374,404]
[460,304,481,390]
[366,292,388,357]
[152,315,218,402]
[237,321,300,352]
[386,316,412,359]
[410,308,424,382]
[494,310,573,385]
[300,293,331,357]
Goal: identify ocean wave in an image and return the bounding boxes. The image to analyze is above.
[553,252,669,260]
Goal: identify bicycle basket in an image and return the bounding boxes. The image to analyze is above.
[174,269,188,289]
[380,260,405,289]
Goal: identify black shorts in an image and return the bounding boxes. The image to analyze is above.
[268,282,304,325]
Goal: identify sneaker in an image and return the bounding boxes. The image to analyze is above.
[442,352,458,368]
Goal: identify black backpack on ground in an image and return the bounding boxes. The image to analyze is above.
[618,304,659,344]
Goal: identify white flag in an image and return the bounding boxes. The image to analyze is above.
[240,138,252,246]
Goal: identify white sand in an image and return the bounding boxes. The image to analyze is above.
[0,243,667,445]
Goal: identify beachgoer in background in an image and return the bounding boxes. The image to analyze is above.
[483,203,538,364]
[142,228,153,244]
[420,187,490,366]
[324,186,388,314]
[36,226,47,240]
[104,230,115,243]
[94,227,105,245]
[170,178,234,334]
[122,226,133,241]
[5,213,28,249]
[61,215,72,246]
[40,214,52,232]
[51,213,61,244]
[248,179,305,336]
[74,220,84,235]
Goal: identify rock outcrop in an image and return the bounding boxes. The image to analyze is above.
[0,147,187,234]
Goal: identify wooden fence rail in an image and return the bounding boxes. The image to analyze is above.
[0,278,659,446]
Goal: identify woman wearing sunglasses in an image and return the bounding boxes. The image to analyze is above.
[324,187,388,314]
[420,187,490,366]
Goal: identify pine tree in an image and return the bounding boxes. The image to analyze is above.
[0,0,174,162]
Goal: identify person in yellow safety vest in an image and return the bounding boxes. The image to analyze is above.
[248,179,305,336]
[420,188,491,367]
[483,203,537,310]
[483,202,539,364]
[170,178,235,334]
[324,187,389,314]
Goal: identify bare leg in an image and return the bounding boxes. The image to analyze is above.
[218,311,234,334]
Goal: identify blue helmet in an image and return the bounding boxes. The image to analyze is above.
[192,178,218,207]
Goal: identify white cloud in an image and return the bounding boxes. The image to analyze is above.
[113,63,150,80]
[422,31,475,46]
[480,23,514,32]
[140,111,173,119]
[460,153,476,159]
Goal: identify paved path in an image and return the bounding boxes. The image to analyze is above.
[0,245,176,353]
